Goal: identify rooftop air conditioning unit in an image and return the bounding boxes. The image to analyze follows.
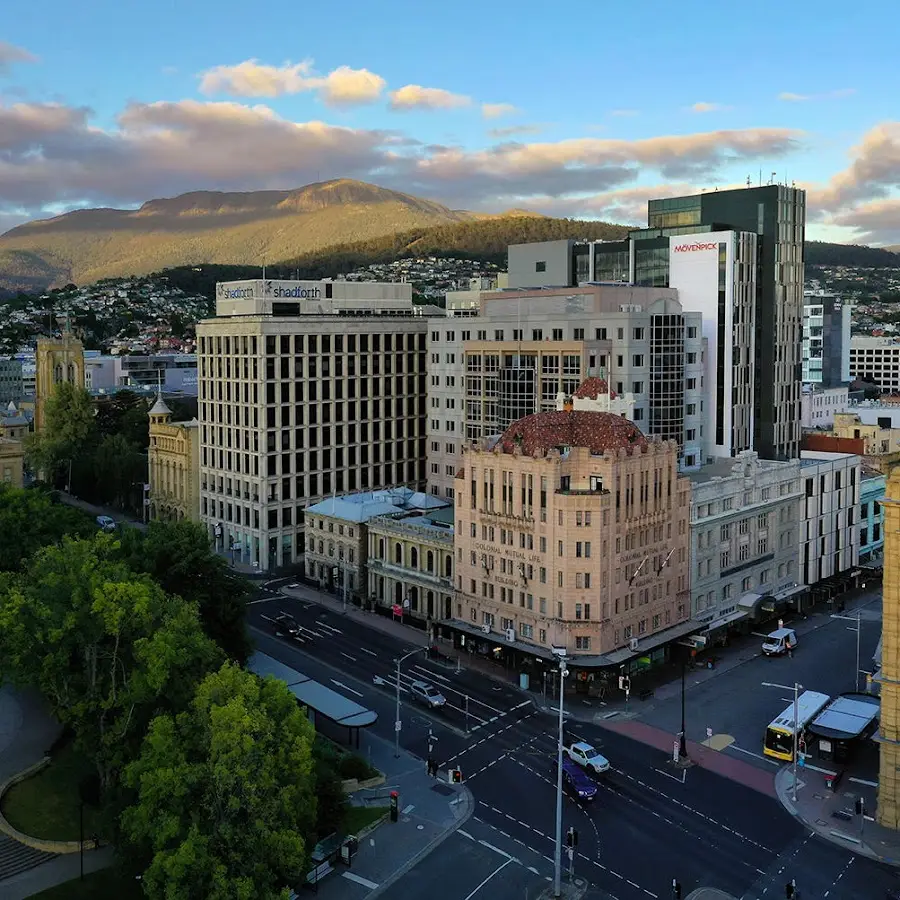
[481,624,491,634]
[629,637,639,651]
[506,627,516,642]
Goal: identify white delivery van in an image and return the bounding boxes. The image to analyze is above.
[762,627,798,657]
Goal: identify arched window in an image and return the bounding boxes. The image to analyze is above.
[395,543,403,565]
[53,363,63,384]
[378,538,385,559]
[444,555,452,579]
[67,363,76,383]
[410,547,418,569]
[427,550,435,573]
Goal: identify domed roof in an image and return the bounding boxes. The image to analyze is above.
[497,410,648,456]
[573,377,616,400]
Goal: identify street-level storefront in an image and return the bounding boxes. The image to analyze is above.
[435,617,704,701]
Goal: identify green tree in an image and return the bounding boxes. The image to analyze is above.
[25,381,97,488]
[0,536,222,788]
[122,663,317,900]
[92,433,146,509]
[0,485,95,571]
[117,521,252,663]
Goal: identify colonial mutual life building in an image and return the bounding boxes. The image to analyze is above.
[196,279,427,571]
[449,408,694,678]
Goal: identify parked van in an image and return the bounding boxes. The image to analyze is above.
[762,627,798,657]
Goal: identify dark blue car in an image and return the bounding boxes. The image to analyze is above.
[562,757,598,800]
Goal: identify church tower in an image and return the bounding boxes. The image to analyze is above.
[35,314,85,432]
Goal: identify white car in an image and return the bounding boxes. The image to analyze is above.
[566,741,610,775]
[410,680,446,709]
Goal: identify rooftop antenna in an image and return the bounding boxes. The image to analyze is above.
[759,168,762,186]
[746,175,751,188]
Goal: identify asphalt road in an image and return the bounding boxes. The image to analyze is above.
[246,585,899,900]
[634,596,883,774]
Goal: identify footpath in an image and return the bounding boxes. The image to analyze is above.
[310,730,473,900]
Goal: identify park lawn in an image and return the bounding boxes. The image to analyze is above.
[342,804,389,836]
[29,866,143,900]
[1,741,105,841]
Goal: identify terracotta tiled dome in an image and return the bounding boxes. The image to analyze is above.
[497,410,647,456]
[573,377,616,400]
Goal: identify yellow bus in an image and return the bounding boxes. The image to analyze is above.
[763,690,831,761]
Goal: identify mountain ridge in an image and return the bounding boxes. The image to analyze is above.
[0,179,898,293]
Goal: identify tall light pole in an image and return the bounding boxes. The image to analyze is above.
[679,660,688,761]
[395,646,428,758]
[763,681,803,802]
[831,609,862,691]
[551,647,568,899]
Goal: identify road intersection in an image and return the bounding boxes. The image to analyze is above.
[248,583,899,900]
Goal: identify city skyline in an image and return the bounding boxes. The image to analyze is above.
[1,0,899,244]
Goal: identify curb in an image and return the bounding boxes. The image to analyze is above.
[0,758,106,855]
[365,784,475,900]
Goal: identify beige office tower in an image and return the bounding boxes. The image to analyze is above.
[197,279,427,572]
[35,318,85,431]
[878,467,900,828]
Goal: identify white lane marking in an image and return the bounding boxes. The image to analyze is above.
[478,840,515,860]
[728,744,780,766]
[849,776,878,787]
[341,652,357,662]
[653,768,686,784]
[459,830,475,841]
[402,804,415,814]
[360,648,378,657]
[527,866,540,875]
[412,665,451,684]
[249,597,275,605]
[463,858,513,900]
[342,872,379,890]
[330,680,363,698]
[513,700,531,710]
[318,622,344,634]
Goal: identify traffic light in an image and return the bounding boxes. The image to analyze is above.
[452,769,463,783]
[672,880,682,899]
[566,826,578,847]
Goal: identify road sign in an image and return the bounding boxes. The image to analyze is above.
[706,727,713,740]
[395,720,402,732]
[673,741,679,762]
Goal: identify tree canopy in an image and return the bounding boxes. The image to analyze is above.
[116,520,252,663]
[0,485,95,571]
[122,662,317,900]
[0,536,222,788]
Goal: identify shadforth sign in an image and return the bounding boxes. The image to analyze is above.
[673,242,719,253]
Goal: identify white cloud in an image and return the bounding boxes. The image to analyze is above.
[778,88,855,102]
[0,41,37,75]
[487,124,543,139]
[690,102,728,113]
[482,103,517,119]
[831,198,900,246]
[199,59,385,106]
[389,85,471,111]
[0,99,805,225]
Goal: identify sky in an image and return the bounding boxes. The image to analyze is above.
[1,0,899,244]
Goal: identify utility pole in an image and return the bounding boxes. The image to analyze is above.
[552,647,568,899]
[395,646,427,758]
[830,610,862,691]
[679,659,688,761]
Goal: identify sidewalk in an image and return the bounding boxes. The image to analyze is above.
[56,491,146,532]
[311,729,474,900]
[774,757,900,866]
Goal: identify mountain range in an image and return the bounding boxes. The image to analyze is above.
[0,179,898,293]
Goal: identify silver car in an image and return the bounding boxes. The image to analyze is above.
[410,680,446,709]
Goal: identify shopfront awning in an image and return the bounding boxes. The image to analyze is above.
[703,609,748,632]
[738,592,765,616]
[772,584,808,605]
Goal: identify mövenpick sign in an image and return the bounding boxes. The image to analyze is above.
[673,242,718,253]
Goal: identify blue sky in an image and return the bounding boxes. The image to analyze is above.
[2,0,899,243]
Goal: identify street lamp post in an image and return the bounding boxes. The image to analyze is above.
[763,681,803,802]
[551,648,568,899]
[679,660,688,761]
[831,609,862,691]
[395,646,428,758]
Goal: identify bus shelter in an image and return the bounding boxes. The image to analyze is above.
[248,651,377,748]
[807,692,880,764]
